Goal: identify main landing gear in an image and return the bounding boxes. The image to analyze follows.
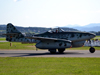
[89,47,95,53]
[58,48,65,54]
[49,48,65,54]
[49,49,56,54]
[49,47,96,54]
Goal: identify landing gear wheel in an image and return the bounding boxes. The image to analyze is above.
[58,48,65,54]
[49,49,56,54]
[89,47,95,53]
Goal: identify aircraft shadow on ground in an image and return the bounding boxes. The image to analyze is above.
[0,52,84,57]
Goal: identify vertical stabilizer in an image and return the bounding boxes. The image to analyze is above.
[7,23,22,34]
[6,23,29,42]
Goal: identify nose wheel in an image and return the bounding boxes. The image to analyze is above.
[89,47,95,53]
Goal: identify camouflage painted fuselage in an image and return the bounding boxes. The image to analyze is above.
[5,23,96,49]
[35,31,95,42]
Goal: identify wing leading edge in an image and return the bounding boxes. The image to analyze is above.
[26,36,72,43]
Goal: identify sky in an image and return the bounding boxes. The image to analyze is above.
[0,0,100,27]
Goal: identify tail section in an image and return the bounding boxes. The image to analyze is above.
[6,23,29,42]
[7,23,22,34]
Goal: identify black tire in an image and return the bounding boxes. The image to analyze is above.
[89,47,95,53]
[49,49,56,54]
[58,48,65,53]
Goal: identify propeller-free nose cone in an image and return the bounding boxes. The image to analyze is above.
[90,33,96,38]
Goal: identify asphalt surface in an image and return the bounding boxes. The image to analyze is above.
[0,50,100,57]
[0,41,8,42]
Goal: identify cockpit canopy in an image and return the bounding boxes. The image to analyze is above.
[48,28,64,33]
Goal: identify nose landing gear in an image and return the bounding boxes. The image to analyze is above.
[89,47,95,53]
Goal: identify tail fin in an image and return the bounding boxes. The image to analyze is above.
[6,23,29,42]
[7,23,22,34]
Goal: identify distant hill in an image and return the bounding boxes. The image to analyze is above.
[0,25,6,27]
[0,25,78,35]
[66,23,100,32]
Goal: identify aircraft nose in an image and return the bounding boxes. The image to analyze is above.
[92,33,96,38]
[90,33,96,38]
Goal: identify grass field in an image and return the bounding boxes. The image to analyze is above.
[0,57,100,75]
[0,42,36,50]
[0,37,100,75]
[0,38,6,41]
[94,36,100,40]
[0,42,100,50]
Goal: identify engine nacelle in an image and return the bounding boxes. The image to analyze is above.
[36,41,72,49]
[72,41,85,47]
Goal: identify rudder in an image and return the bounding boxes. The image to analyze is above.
[7,23,22,34]
[6,23,29,42]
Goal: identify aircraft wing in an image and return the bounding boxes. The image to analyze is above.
[2,33,18,35]
[26,36,72,43]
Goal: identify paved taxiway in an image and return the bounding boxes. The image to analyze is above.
[0,41,8,42]
[0,50,100,57]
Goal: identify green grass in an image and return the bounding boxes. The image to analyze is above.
[67,46,100,50]
[0,42,100,50]
[0,42,36,50]
[0,57,100,75]
[0,38,6,41]
[94,36,100,40]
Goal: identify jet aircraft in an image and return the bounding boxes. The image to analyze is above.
[4,23,96,53]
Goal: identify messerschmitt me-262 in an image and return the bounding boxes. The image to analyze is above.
[4,23,96,53]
